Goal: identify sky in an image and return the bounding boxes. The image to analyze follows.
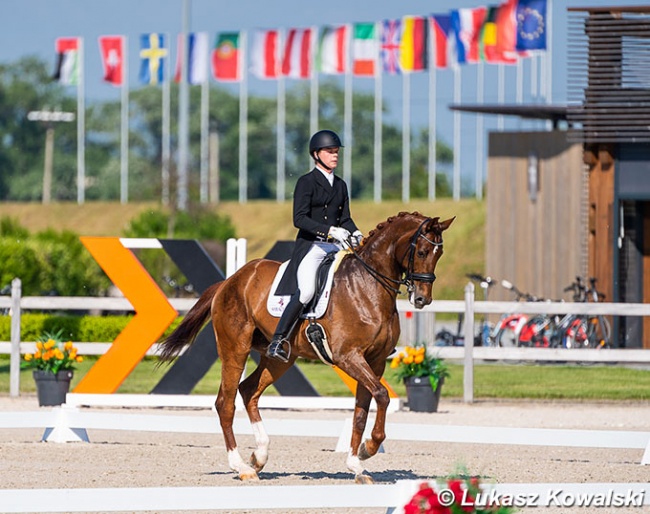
[2,0,649,196]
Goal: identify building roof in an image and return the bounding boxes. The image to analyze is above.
[449,104,569,128]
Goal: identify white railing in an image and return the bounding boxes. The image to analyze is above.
[3,279,650,402]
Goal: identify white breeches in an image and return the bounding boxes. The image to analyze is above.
[296,242,340,304]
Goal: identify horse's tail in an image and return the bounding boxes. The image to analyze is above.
[158,281,223,363]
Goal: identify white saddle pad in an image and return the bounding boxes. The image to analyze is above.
[267,250,348,319]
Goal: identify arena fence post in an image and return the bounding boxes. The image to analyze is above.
[9,278,21,398]
[463,281,475,403]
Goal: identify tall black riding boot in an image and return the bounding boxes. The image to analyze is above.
[266,292,304,363]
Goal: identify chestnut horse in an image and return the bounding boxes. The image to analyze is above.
[159,211,454,483]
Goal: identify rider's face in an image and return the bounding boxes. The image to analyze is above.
[317,146,339,171]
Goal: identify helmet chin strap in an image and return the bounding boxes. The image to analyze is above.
[313,150,334,172]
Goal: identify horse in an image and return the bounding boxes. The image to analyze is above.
[158,211,454,484]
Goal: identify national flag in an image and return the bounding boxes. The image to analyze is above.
[317,25,347,74]
[495,0,518,62]
[516,0,547,51]
[282,28,312,79]
[53,37,80,85]
[139,33,167,85]
[352,22,377,77]
[381,19,401,75]
[250,29,279,79]
[480,5,517,63]
[212,32,241,82]
[98,36,124,85]
[450,8,487,65]
[400,16,427,73]
[430,15,451,69]
[175,32,209,84]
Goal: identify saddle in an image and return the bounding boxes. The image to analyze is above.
[267,250,348,365]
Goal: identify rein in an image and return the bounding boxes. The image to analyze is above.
[347,218,443,296]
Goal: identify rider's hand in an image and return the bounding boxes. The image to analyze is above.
[328,226,350,245]
[351,230,363,248]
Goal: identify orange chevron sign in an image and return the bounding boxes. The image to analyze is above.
[332,366,399,399]
[74,237,178,393]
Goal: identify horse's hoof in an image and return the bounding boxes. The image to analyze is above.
[358,441,372,461]
[249,452,267,473]
[239,470,260,481]
[355,473,374,485]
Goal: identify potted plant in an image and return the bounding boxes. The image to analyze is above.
[390,343,449,412]
[21,330,83,406]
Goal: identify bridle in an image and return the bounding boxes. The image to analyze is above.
[347,218,443,296]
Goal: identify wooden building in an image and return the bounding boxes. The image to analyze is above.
[454,6,650,348]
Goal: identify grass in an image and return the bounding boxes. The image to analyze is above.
[3,356,650,401]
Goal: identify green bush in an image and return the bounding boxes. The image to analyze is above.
[0,238,42,294]
[0,314,183,342]
[123,207,236,240]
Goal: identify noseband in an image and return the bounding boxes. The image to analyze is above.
[349,217,443,296]
[403,218,442,295]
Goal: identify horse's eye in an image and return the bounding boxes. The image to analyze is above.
[417,250,427,258]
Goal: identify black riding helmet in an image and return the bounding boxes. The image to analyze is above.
[309,130,343,170]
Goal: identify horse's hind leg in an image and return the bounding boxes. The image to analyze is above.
[238,350,295,473]
[214,334,259,481]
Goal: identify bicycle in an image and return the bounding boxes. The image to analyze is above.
[466,273,495,346]
[489,280,543,347]
[563,277,611,349]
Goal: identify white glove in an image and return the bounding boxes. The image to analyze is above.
[351,230,363,248]
[328,226,350,245]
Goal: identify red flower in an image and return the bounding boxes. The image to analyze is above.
[447,478,475,512]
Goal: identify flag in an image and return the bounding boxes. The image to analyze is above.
[139,33,167,85]
[381,19,401,75]
[250,29,279,79]
[430,15,451,69]
[212,32,241,81]
[516,0,547,51]
[450,8,486,65]
[53,37,79,85]
[317,25,347,74]
[480,5,517,63]
[175,32,209,84]
[282,28,312,79]
[400,16,427,73]
[352,22,377,77]
[98,36,124,85]
[495,0,518,62]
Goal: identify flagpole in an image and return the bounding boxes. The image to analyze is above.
[343,25,352,192]
[178,0,190,211]
[497,63,504,130]
[162,32,171,206]
[77,37,85,204]
[373,21,382,204]
[453,65,461,201]
[239,30,248,204]
[200,57,209,204]
[516,58,523,105]
[475,60,484,200]
[310,25,318,167]
[277,30,285,203]
[402,72,410,203]
[428,19,436,202]
[120,35,129,204]
[547,0,553,104]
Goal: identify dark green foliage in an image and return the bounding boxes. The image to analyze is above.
[123,207,236,240]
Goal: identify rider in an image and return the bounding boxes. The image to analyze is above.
[266,129,363,362]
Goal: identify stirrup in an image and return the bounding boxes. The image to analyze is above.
[266,337,291,363]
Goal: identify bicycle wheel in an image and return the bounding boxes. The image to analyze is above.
[494,327,518,347]
[565,318,589,349]
[588,315,612,348]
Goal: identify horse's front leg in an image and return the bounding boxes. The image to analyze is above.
[339,356,390,484]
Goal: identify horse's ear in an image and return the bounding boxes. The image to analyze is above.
[438,216,455,232]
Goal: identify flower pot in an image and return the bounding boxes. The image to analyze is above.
[404,376,443,413]
[33,370,73,407]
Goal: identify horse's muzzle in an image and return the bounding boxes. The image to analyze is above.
[411,294,432,310]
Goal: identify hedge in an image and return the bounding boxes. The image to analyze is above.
[0,314,183,342]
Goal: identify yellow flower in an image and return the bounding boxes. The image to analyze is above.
[64,341,74,351]
[75,356,83,363]
[42,351,52,361]
[403,355,414,365]
[54,349,64,360]
[69,349,78,359]
[34,351,42,359]
[414,354,424,364]
[390,357,400,369]
[36,341,44,351]
[44,339,56,350]
[24,353,33,361]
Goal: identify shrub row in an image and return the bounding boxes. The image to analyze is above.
[0,314,182,342]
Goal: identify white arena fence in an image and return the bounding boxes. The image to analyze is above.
[3,279,650,401]
[0,403,649,512]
